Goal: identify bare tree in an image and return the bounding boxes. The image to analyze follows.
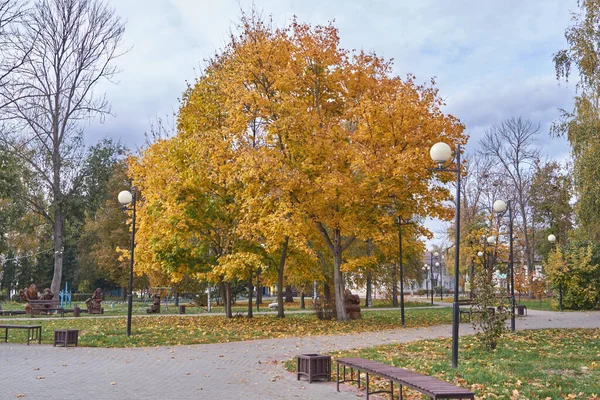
[479,117,541,287]
[461,152,495,222]
[0,0,125,296]
[0,0,27,102]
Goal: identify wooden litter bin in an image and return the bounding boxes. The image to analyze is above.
[54,329,78,347]
[297,354,331,383]
[179,305,186,314]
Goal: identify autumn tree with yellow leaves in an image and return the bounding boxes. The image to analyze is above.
[130,13,466,320]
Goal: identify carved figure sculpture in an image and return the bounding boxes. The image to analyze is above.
[147,294,161,313]
[85,288,104,314]
[40,288,53,300]
[19,284,39,302]
[344,289,362,320]
[19,284,55,315]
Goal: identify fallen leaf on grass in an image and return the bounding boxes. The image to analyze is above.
[35,376,44,380]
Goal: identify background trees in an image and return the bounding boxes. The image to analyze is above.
[0,0,125,297]
[554,0,600,241]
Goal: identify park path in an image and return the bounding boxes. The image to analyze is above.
[1,309,599,400]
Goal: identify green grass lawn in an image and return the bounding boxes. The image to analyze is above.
[0,297,431,316]
[0,307,451,347]
[308,329,600,399]
[515,298,557,311]
[441,296,558,311]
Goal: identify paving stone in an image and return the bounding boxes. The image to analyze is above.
[1,310,599,399]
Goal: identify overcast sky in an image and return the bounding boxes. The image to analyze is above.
[93,0,578,247]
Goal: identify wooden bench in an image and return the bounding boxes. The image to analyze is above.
[29,299,65,317]
[457,299,474,322]
[0,310,27,316]
[336,358,474,399]
[0,325,42,345]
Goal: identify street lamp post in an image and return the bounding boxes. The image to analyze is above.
[493,199,515,332]
[397,217,413,326]
[548,234,561,311]
[429,142,461,368]
[429,251,438,305]
[118,189,136,337]
[435,261,442,300]
[422,265,429,303]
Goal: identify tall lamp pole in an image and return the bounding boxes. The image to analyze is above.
[493,199,515,332]
[436,261,442,300]
[397,217,413,326]
[429,251,438,305]
[118,189,136,337]
[548,234,561,311]
[422,265,429,302]
[429,142,461,368]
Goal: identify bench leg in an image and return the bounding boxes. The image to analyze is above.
[336,362,339,392]
[399,384,403,400]
[4,327,8,343]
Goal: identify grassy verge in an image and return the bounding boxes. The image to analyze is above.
[440,297,558,311]
[514,298,556,311]
[288,329,600,399]
[0,298,431,316]
[0,307,451,347]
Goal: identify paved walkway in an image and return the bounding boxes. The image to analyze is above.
[1,309,599,399]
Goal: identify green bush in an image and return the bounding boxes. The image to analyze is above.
[546,241,600,310]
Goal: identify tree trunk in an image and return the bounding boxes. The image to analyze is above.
[121,287,127,302]
[50,206,63,298]
[519,201,535,298]
[366,239,373,307]
[224,282,232,318]
[256,272,262,305]
[284,286,294,302]
[300,291,305,309]
[277,236,289,318]
[324,283,331,303]
[332,229,348,321]
[365,272,372,307]
[174,292,179,307]
[391,262,398,307]
[219,281,225,306]
[315,223,350,321]
[247,277,253,318]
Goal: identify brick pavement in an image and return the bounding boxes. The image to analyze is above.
[1,309,599,399]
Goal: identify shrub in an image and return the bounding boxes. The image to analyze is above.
[546,242,600,310]
[471,271,509,350]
